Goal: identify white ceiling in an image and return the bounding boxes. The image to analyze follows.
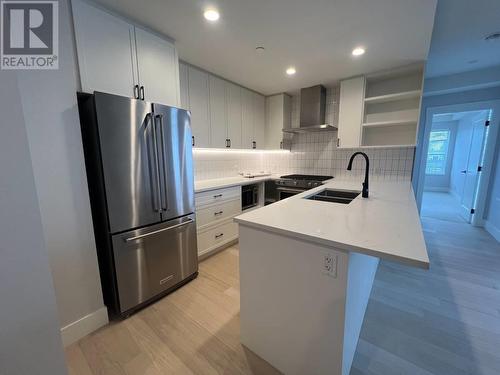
[91,0,437,95]
[425,0,500,78]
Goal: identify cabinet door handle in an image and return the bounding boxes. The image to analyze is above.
[252,141,256,149]
[215,233,224,239]
[214,210,223,216]
[228,139,231,148]
[280,141,283,149]
[140,86,145,100]
[213,194,223,199]
[226,139,230,148]
[133,85,139,99]
[192,136,195,147]
[337,138,340,147]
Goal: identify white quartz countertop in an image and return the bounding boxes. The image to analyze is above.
[234,178,429,269]
[195,174,280,193]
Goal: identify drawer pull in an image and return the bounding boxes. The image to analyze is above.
[213,194,223,198]
[215,233,224,239]
[214,210,223,216]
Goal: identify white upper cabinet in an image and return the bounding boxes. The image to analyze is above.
[72,0,179,106]
[225,82,242,149]
[188,66,210,148]
[134,27,179,106]
[266,94,291,150]
[241,88,254,149]
[209,75,227,149]
[178,62,266,149]
[337,76,365,148]
[179,63,189,110]
[72,0,136,98]
[254,93,266,149]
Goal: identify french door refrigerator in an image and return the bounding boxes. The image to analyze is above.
[78,92,198,318]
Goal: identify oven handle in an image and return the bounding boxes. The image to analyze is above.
[276,187,307,194]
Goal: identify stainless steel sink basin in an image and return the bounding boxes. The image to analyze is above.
[305,189,360,204]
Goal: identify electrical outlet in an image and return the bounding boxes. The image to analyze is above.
[322,253,337,278]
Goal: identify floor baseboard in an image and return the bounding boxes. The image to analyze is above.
[484,220,500,242]
[60,306,108,347]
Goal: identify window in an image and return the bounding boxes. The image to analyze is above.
[426,130,451,175]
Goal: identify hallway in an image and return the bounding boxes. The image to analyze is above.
[421,191,466,223]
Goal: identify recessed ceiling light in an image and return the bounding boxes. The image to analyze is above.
[286,67,296,75]
[203,8,220,22]
[352,47,365,56]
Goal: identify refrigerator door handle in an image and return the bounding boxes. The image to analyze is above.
[124,218,194,242]
[149,113,162,212]
[155,114,169,212]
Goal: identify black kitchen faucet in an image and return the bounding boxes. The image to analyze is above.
[347,152,369,198]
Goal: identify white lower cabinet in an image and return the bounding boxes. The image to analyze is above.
[195,186,241,257]
[197,220,239,258]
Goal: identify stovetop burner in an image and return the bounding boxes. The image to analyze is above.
[280,174,333,181]
[276,174,333,190]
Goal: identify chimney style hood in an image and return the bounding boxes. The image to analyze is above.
[283,85,337,133]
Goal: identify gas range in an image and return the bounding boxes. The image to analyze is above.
[276,174,333,189]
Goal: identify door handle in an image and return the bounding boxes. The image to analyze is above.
[213,194,223,198]
[149,113,162,212]
[156,114,169,211]
[192,136,195,147]
[134,85,139,99]
[461,170,467,174]
[125,218,194,242]
[214,210,223,216]
[140,86,145,100]
[215,233,224,239]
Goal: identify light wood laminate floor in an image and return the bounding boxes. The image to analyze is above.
[66,216,500,375]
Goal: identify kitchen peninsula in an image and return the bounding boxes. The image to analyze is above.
[234,178,429,375]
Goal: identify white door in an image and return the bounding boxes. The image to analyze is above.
[209,76,227,149]
[338,77,365,148]
[241,88,254,149]
[72,0,137,98]
[226,82,242,149]
[134,27,179,106]
[254,93,266,149]
[188,66,210,147]
[178,62,189,110]
[459,116,487,222]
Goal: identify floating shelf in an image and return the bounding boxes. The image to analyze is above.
[364,90,421,104]
[362,119,417,128]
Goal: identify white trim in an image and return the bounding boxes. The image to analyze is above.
[60,306,108,347]
[485,220,500,242]
[415,99,500,227]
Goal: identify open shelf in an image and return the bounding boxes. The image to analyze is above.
[362,119,417,128]
[361,68,423,147]
[364,90,421,104]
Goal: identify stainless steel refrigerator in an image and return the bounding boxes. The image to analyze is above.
[78,92,198,318]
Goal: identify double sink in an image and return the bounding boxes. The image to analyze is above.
[305,189,360,204]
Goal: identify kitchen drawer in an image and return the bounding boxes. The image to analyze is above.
[195,186,240,208]
[197,220,238,256]
[196,199,241,229]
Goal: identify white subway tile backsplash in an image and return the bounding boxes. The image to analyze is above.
[194,130,414,182]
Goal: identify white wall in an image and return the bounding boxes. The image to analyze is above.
[0,73,67,375]
[423,120,457,191]
[18,0,107,345]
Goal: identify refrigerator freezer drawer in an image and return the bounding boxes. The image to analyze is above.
[111,214,198,313]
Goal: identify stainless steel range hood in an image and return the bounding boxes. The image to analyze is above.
[283,85,337,133]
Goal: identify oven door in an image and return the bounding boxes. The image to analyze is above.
[277,187,307,200]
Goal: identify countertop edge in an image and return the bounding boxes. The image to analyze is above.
[195,175,278,193]
[234,218,430,269]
